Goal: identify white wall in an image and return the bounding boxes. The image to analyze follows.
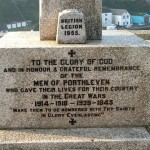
[112,12,131,26]
[112,15,122,26]
[102,13,113,27]
[22,22,27,27]
[7,24,11,29]
[17,23,22,27]
[12,24,17,28]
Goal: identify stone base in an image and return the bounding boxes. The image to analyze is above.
[0,128,150,150]
[0,31,150,129]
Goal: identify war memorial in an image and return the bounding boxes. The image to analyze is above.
[0,0,149,149]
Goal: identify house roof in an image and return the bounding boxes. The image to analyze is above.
[144,14,150,17]
[110,9,128,15]
[102,7,112,13]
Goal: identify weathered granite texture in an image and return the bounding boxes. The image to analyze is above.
[56,9,87,44]
[40,0,102,40]
[0,31,150,129]
[0,30,149,48]
[0,128,150,149]
[130,30,150,40]
[147,126,150,134]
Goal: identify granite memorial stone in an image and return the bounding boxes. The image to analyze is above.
[56,9,87,44]
[0,0,150,149]
[0,31,150,129]
[40,0,102,40]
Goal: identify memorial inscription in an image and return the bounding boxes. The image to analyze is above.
[0,0,150,148]
[56,9,87,44]
[0,45,149,128]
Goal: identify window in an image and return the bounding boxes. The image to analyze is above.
[105,14,107,16]
[123,16,125,19]
[105,18,107,21]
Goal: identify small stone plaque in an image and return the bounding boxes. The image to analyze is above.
[56,9,87,44]
[40,0,102,40]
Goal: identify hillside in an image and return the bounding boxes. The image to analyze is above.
[0,0,39,24]
[145,0,150,3]
[103,0,150,14]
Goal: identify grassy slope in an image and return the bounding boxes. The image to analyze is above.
[0,0,39,24]
[103,0,150,14]
[0,0,20,23]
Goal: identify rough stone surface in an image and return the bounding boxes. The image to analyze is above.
[0,31,150,129]
[130,30,150,40]
[0,128,150,150]
[0,30,149,48]
[56,9,87,44]
[40,0,102,40]
[147,126,150,133]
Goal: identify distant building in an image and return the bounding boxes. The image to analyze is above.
[106,24,116,30]
[110,9,131,27]
[6,21,31,30]
[144,14,150,24]
[102,8,113,27]
[131,14,150,25]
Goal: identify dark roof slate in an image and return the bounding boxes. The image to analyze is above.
[110,9,128,15]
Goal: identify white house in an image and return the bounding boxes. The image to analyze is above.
[12,23,17,29]
[17,23,22,28]
[110,9,131,27]
[22,22,27,27]
[6,21,31,30]
[102,9,113,27]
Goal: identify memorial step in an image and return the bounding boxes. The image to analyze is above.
[0,128,150,150]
